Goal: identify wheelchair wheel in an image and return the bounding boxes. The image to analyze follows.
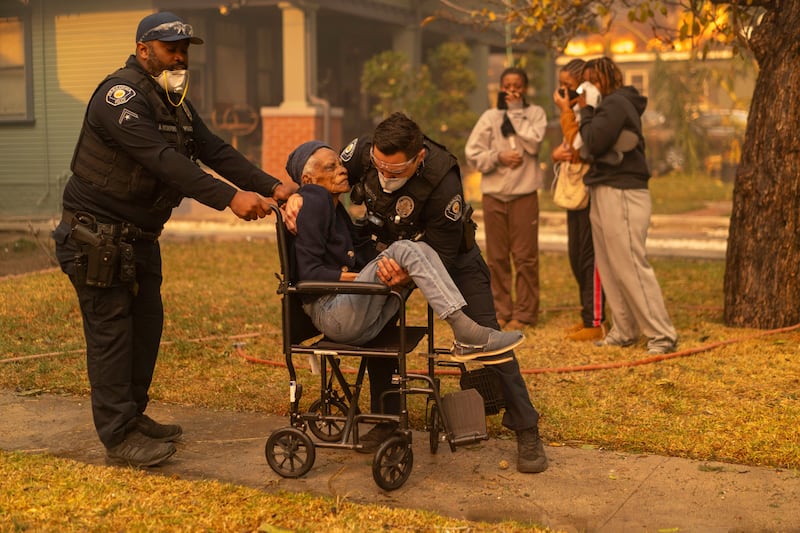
[265,427,315,478]
[307,398,348,442]
[372,435,413,491]
[428,404,442,454]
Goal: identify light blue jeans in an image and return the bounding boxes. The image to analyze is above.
[303,240,466,345]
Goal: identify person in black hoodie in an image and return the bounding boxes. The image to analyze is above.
[577,57,678,355]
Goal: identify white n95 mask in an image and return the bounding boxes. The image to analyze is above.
[156,69,188,93]
[378,174,411,193]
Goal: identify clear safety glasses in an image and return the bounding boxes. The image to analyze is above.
[369,146,419,177]
[139,21,195,41]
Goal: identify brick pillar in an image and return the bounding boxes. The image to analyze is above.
[260,105,343,183]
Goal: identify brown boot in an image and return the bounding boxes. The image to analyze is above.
[567,325,606,342]
[505,319,531,331]
[516,427,548,473]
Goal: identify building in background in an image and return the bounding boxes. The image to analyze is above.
[556,11,755,179]
[0,0,526,220]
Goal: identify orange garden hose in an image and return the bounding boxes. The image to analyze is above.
[233,322,800,375]
[5,325,798,374]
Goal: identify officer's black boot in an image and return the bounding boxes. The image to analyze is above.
[106,429,176,467]
[136,414,183,442]
[516,426,548,473]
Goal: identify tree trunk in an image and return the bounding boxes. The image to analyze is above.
[724,1,800,327]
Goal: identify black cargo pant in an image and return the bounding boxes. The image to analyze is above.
[367,245,540,431]
[54,221,163,448]
[567,204,606,327]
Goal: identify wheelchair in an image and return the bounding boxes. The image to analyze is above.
[264,204,506,490]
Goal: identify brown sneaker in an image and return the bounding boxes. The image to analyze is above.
[563,320,584,334]
[106,429,176,467]
[516,427,548,473]
[567,325,606,342]
[136,414,183,442]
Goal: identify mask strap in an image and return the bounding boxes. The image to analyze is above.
[162,71,190,108]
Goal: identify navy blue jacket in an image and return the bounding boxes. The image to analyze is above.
[294,184,367,282]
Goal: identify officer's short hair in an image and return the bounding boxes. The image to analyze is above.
[373,112,424,160]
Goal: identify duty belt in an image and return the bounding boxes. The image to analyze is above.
[62,209,160,242]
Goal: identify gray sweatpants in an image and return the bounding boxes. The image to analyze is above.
[589,185,677,351]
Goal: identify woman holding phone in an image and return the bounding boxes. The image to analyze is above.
[465,67,548,330]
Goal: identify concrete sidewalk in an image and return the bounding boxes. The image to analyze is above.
[2,389,797,532]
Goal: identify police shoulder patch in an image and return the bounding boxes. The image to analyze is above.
[340,138,358,162]
[445,194,463,221]
[118,108,139,125]
[106,84,136,106]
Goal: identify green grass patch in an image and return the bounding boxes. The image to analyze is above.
[0,451,544,532]
[2,241,797,471]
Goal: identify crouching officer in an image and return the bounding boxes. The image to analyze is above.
[339,112,548,472]
[52,11,296,467]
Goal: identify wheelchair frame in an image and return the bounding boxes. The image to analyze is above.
[264,204,491,490]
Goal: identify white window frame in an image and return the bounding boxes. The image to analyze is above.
[625,69,649,97]
[0,7,34,123]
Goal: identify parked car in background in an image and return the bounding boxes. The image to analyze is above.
[644,108,747,181]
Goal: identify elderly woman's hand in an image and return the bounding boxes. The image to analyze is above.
[281,193,304,234]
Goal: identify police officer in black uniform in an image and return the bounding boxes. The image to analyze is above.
[339,112,548,473]
[51,12,295,467]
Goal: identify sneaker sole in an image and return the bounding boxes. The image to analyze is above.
[451,336,525,360]
[449,353,514,365]
[594,339,636,348]
[106,446,177,468]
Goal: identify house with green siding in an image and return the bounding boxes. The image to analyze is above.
[0,0,512,221]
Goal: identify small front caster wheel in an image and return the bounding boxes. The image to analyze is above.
[265,427,315,478]
[372,435,413,491]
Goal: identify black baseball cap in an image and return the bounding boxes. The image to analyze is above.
[136,12,203,44]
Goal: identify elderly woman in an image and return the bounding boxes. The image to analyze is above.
[285,140,524,362]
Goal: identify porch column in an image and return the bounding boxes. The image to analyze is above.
[261,2,342,182]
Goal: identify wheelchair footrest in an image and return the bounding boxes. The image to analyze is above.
[441,388,488,444]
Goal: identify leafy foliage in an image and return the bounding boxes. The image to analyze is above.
[434,0,765,56]
[435,0,612,53]
[361,42,477,161]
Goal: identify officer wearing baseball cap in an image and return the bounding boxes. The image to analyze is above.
[136,11,204,44]
[52,11,296,467]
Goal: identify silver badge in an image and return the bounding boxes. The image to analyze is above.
[395,196,415,219]
[445,195,463,221]
[340,138,358,162]
[106,85,136,106]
